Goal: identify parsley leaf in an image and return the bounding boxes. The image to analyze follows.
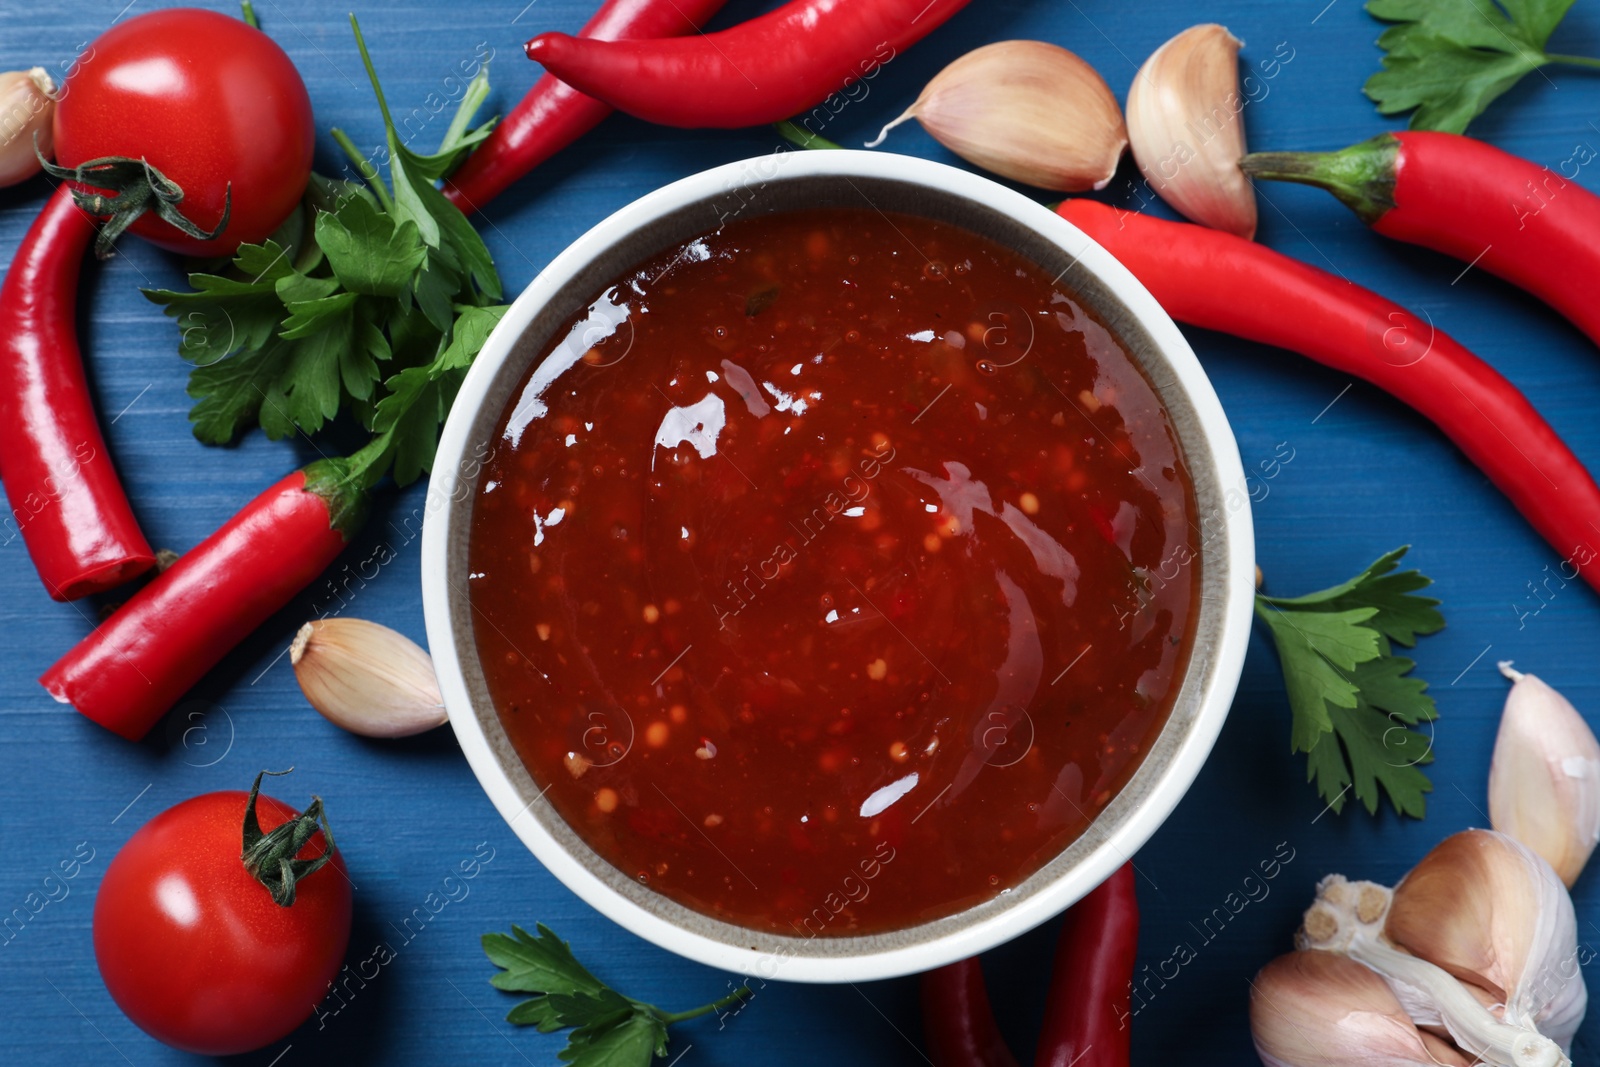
[1364,0,1600,133]
[483,923,752,1067]
[142,19,507,490]
[1256,546,1444,817]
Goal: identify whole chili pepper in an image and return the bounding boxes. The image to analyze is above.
[0,185,154,600]
[41,460,366,741]
[1242,132,1600,350]
[921,957,1019,1067]
[1035,863,1138,1067]
[524,0,971,129]
[1059,198,1600,591]
[444,0,730,212]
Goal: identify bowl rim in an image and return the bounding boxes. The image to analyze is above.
[421,149,1255,983]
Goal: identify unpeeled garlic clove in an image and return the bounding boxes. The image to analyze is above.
[291,618,446,738]
[1250,950,1472,1067]
[867,41,1127,192]
[1298,863,1571,1067]
[1126,25,1257,238]
[1489,662,1600,888]
[1385,829,1585,1054]
[0,68,55,187]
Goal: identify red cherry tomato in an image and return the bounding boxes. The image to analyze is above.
[52,8,314,257]
[93,781,351,1055]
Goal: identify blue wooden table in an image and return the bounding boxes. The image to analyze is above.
[3,1,1598,1063]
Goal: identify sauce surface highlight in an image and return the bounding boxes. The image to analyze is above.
[468,208,1198,935]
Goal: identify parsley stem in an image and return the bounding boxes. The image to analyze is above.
[1547,53,1600,71]
[349,15,401,134]
[439,68,492,156]
[657,984,753,1025]
[329,127,396,214]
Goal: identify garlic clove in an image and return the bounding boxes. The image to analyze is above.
[1385,828,1586,1054]
[1297,865,1570,1067]
[1126,25,1257,238]
[1489,662,1600,888]
[291,618,446,738]
[868,41,1127,192]
[1250,950,1472,1066]
[0,68,55,187]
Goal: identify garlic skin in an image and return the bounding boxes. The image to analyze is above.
[291,618,446,738]
[1126,25,1257,238]
[1490,662,1600,888]
[0,68,55,187]
[1386,829,1586,1053]
[1251,950,1471,1067]
[867,41,1127,192]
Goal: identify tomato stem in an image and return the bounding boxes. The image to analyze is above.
[241,769,340,907]
[36,145,232,258]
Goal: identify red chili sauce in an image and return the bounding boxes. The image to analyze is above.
[468,208,1198,935]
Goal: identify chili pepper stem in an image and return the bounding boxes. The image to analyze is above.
[656,984,752,1024]
[300,457,373,537]
[1240,133,1399,226]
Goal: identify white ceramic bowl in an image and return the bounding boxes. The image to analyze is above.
[422,150,1254,983]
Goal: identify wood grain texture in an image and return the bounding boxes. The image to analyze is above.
[1,1,1598,1063]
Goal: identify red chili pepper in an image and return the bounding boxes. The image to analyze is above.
[1242,132,1600,349]
[1035,863,1138,1067]
[921,957,1019,1067]
[1059,198,1600,591]
[0,185,154,600]
[443,0,730,212]
[524,0,971,129]
[41,460,367,741]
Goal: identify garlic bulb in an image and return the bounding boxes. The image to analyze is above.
[291,618,446,738]
[1490,662,1600,887]
[1126,25,1257,238]
[0,68,55,187]
[1251,950,1471,1066]
[1298,832,1583,1067]
[867,41,1127,192]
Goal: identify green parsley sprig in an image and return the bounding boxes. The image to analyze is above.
[483,924,753,1066]
[1364,0,1600,134]
[143,15,507,488]
[1255,546,1445,819]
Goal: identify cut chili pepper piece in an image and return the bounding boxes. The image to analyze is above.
[0,185,154,599]
[1060,198,1600,593]
[524,0,971,130]
[444,0,730,213]
[41,460,367,740]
